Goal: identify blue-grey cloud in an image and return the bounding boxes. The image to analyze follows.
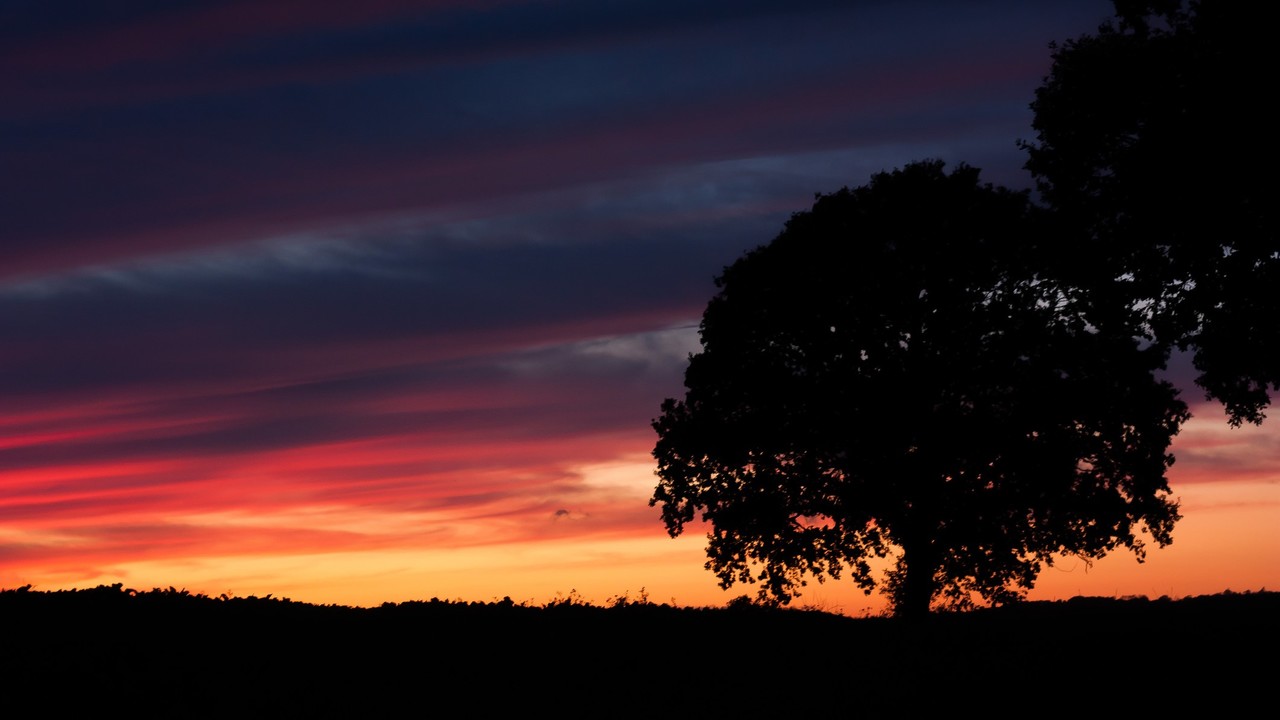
[1,1,1113,277]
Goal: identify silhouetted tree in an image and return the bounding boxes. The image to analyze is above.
[652,161,1188,618]
[1022,0,1279,425]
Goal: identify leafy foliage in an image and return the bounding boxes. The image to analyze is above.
[1022,0,1280,424]
[652,161,1188,617]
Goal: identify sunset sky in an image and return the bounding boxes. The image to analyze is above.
[3,0,1276,616]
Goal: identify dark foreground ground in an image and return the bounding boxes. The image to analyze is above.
[2,585,1275,717]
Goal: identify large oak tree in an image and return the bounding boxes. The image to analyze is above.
[651,162,1188,618]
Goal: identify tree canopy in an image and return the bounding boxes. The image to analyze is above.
[651,1,1274,618]
[1022,0,1279,425]
[651,161,1188,618]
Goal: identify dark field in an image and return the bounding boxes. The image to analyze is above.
[3,585,1274,717]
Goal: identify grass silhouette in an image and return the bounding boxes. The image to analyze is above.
[3,584,1274,716]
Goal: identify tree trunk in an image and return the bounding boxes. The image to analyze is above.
[897,533,936,620]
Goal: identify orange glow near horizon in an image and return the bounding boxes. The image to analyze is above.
[3,402,1277,616]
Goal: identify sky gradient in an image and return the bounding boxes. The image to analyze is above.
[3,0,1276,615]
